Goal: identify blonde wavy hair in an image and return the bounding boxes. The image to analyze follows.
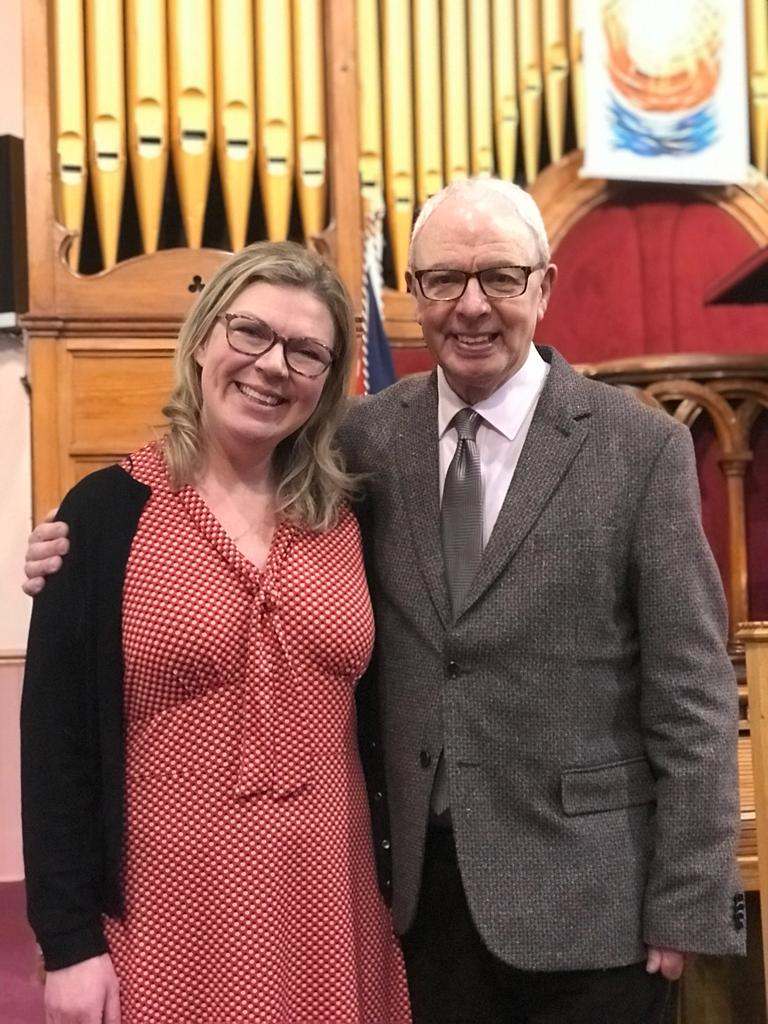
[162,241,357,532]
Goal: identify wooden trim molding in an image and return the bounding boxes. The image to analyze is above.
[576,353,768,384]
[20,247,233,326]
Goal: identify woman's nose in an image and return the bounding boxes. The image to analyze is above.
[255,340,291,378]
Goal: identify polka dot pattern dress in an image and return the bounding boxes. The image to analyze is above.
[103,443,411,1024]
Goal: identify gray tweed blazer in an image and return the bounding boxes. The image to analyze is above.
[340,346,745,970]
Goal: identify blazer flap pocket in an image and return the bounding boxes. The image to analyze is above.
[561,756,656,816]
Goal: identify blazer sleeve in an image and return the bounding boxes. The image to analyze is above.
[21,488,109,970]
[630,424,744,955]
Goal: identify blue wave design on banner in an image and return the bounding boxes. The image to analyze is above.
[609,95,719,156]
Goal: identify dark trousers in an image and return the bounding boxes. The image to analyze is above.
[400,827,671,1024]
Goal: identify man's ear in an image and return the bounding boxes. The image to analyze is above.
[536,263,558,323]
[405,270,425,325]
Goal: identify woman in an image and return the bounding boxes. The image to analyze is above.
[21,242,411,1024]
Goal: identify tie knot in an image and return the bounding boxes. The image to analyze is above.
[452,408,481,441]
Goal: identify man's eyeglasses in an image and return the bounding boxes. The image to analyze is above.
[220,313,334,378]
[413,265,543,301]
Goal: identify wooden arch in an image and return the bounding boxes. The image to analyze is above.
[529,151,768,252]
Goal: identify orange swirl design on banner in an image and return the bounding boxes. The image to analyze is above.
[602,0,722,113]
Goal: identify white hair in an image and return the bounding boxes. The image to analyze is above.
[408,177,551,269]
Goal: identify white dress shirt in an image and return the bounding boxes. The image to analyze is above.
[437,344,550,546]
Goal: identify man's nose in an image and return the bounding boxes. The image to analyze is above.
[455,276,491,318]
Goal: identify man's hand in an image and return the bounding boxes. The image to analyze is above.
[23,512,69,596]
[645,945,686,981]
[44,953,120,1023]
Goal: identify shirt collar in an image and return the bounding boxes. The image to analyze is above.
[437,343,550,441]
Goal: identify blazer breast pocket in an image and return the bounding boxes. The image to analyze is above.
[561,756,656,816]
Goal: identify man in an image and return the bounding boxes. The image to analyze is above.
[25,179,744,1023]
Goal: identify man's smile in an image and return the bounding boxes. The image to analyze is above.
[450,333,499,353]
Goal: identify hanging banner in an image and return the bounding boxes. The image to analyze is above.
[582,0,750,184]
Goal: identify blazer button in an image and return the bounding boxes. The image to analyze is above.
[419,750,432,768]
[374,790,384,802]
[381,838,391,850]
[446,661,459,678]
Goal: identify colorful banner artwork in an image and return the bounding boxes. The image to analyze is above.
[582,0,750,184]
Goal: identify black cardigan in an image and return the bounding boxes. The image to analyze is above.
[21,464,150,970]
[21,460,391,971]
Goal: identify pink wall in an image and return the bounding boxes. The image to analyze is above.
[0,660,24,881]
[0,0,22,136]
[1,0,28,883]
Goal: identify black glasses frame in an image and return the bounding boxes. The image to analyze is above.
[413,265,543,301]
[219,312,335,378]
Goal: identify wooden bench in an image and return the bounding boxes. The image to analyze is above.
[739,726,758,892]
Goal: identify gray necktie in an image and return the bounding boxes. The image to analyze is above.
[441,408,484,615]
[431,407,484,821]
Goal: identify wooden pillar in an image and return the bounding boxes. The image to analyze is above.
[739,620,768,1018]
[22,0,57,315]
[721,454,753,651]
[324,0,363,315]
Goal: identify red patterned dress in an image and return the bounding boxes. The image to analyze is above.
[103,443,411,1024]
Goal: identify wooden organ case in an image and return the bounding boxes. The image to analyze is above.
[22,0,363,519]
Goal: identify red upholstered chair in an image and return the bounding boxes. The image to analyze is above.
[538,192,768,362]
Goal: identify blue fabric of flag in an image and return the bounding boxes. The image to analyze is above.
[364,270,396,393]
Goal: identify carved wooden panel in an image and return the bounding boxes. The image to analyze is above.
[67,340,173,454]
[582,355,768,653]
[28,335,174,517]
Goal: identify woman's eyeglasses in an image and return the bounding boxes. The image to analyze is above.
[220,313,334,378]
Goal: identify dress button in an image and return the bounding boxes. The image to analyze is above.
[446,661,459,678]
[419,750,431,768]
[374,790,384,802]
[381,838,391,850]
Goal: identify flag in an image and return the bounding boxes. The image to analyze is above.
[359,209,396,394]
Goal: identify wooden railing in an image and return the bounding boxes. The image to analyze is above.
[582,357,768,898]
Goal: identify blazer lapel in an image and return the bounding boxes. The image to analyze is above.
[394,373,452,629]
[458,349,593,618]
